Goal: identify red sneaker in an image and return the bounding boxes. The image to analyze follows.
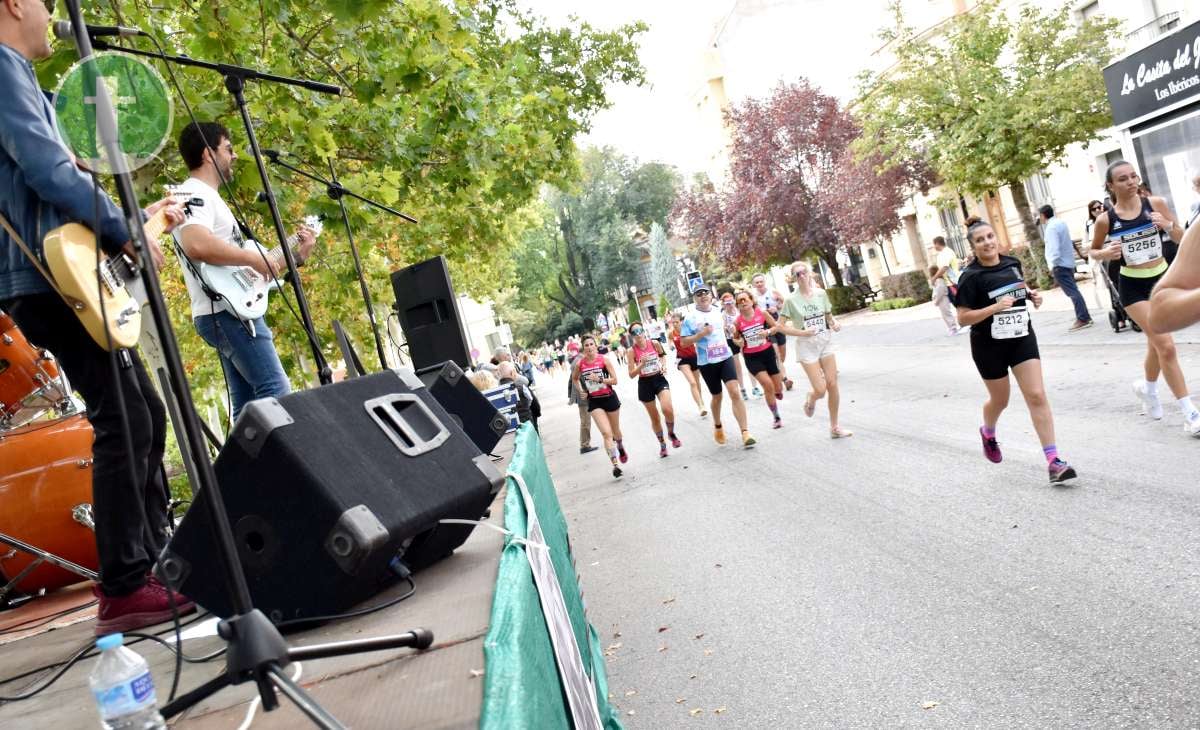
[93,582,197,636]
[146,574,196,611]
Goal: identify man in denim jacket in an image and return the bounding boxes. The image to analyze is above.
[0,0,194,634]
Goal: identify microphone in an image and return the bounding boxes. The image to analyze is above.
[52,20,144,40]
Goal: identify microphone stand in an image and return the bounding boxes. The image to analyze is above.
[266,151,417,372]
[67,19,434,728]
[90,37,335,385]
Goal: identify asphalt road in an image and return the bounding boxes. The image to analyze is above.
[534,293,1200,729]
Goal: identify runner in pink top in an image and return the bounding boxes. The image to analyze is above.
[731,290,785,428]
[627,321,681,457]
[572,334,626,478]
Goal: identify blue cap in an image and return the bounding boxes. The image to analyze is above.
[96,633,124,650]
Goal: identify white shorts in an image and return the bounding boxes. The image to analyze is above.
[794,331,835,364]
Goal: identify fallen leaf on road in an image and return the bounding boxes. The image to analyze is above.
[689,674,697,679]
[627,710,636,716]
[663,597,676,604]
[675,698,686,704]
[693,633,704,640]
[922,701,939,710]
[613,632,622,638]
[689,708,703,716]
[715,707,727,714]
[625,690,637,697]
[469,669,484,678]
[704,649,714,656]
[607,642,623,651]
[658,626,669,633]
[658,645,668,652]
[590,561,599,566]
[714,563,722,568]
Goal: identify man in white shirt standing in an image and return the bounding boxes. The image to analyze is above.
[172,121,316,419]
[1039,204,1093,332]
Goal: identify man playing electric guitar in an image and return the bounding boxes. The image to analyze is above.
[172,121,317,420]
[0,0,194,634]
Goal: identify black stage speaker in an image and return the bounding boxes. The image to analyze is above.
[417,361,507,454]
[158,370,504,623]
[390,255,471,371]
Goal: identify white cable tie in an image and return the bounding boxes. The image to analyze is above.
[437,518,548,551]
[236,661,301,730]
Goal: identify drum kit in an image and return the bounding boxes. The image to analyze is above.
[0,310,98,609]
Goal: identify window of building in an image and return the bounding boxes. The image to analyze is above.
[938,206,968,258]
[1132,108,1200,217]
[1023,173,1054,209]
[1077,1,1099,22]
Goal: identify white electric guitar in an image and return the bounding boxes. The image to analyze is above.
[192,215,323,322]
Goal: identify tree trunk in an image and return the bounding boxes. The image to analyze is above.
[1007,181,1047,283]
[819,248,845,287]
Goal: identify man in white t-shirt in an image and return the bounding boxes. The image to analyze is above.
[172,122,316,419]
[679,284,754,447]
[932,236,961,303]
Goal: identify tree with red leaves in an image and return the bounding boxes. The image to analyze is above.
[673,80,927,285]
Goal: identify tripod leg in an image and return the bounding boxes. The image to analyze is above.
[160,671,233,718]
[265,663,346,730]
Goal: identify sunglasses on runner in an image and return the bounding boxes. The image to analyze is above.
[630,327,643,335]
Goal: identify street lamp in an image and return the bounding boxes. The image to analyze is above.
[630,285,639,324]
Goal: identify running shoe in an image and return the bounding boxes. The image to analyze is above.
[803,394,815,418]
[617,443,628,463]
[1048,458,1077,484]
[659,442,668,458]
[1068,320,1094,333]
[772,414,782,429]
[784,378,794,391]
[775,391,783,400]
[740,388,748,400]
[612,464,623,478]
[830,426,854,439]
[579,446,599,455]
[980,427,1002,463]
[751,386,763,397]
[713,425,726,445]
[1132,380,1164,420]
[700,408,708,418]
[669,433,682,448]
[1185,412,1200,438]
[742,430,757,448]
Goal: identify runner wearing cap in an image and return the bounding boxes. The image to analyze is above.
[627,321,681,457]
[571,334,627,477]
[680,284,756,448]
[669,313,707,417]
[731,290,785,428]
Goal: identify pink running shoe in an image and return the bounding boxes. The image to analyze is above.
[980,428,1002,463]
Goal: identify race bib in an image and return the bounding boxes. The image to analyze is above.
[991,306,1029,340]
[706,343,730,361]
[640,354,661,375]
[743,328,767,349]
[583,373,605,393]
[803,313,828,334]
[1118,225,1163,266]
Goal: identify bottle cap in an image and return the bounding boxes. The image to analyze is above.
[96,633,124,651]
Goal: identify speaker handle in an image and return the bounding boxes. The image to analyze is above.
[364,393,450,457]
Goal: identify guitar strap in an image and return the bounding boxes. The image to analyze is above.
[0,208,84,312]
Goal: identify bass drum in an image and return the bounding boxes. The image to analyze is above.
[0,413,98,594]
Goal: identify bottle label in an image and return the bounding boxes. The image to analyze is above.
[94,671,156,718]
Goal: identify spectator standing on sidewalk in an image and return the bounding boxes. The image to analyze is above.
[931,236,961,304]
[1039,204,1093,332]
[566,341,597,454]
[929,265,962,335]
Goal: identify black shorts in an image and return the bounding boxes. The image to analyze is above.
[586,392,621,412]
[770,331,787,346]
[743,347,779,376]
[698,358,738,395]
[637,374,670,402]
[1118,269,1164,307]
[677,355,698,370]
[556,355,565,364]
[970,332,1040,380]
[726,337,741,355]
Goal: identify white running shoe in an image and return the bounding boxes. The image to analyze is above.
[1132,380,1164,420]
[1185,412,1200,438]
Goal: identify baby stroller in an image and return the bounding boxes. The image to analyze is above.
[1098,260,1140,333]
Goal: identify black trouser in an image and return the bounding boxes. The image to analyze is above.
[3,293,170,596]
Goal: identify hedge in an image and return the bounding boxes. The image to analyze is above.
[880,271,932,302]
[869,297,917,312]
[826,285,864,314]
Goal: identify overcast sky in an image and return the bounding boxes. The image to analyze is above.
[517,0,891,175]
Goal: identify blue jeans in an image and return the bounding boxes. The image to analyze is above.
[195,311,291,420]
[1053,266,1091,323]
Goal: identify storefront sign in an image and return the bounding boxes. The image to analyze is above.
[1104,19,1200,127]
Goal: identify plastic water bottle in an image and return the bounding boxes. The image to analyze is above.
[88,633,167,729]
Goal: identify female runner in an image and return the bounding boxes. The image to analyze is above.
[627,322,682,456]
[572,335,627,477]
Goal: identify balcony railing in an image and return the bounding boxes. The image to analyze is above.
[1125,11,1181,48]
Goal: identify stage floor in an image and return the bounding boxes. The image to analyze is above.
[0,458,509,729]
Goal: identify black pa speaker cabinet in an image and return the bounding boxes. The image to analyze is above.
[391,255,471,371]
[417,361,507,454]
[159,370,504,623]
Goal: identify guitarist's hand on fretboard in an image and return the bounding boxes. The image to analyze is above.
[294,225,317,265]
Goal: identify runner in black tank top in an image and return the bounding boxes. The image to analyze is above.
[1090,160,1200,437]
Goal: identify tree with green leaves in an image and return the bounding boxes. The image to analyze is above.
[854,0,1121,275]
[648,222,682,307]
[42,1,644,414]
